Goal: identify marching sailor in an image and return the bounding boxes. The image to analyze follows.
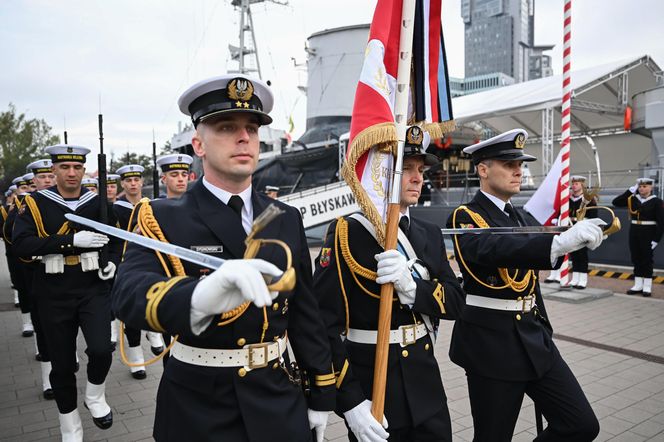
[447,129,604,441]
[156,153,193,199]
[313,126,465,441]
[12,144,120,440]
[113,164,166,378]
[112,74,335,441]
[612,177,664,296]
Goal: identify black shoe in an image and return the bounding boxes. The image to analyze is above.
[74,361,80,373]
[43,388,54,400]
[84,403,113,429]
[35,353,42,362]
[131,370,147,380]
[544,278,557,283]
[643,292,652,297]
[150,346,165,356]
[574,285,586,290]
[22,330,34,338]
[626,289,642,295]
[110,341,117,352]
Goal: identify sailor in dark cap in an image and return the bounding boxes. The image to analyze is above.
[313,126,464,442]
[447,129,604,441]
[12,144,121,440]
[113,164,166,378]
[612,177,664,296]
[156,153,193,198]
[112,74,335,441]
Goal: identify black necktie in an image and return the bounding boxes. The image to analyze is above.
[399,216,410,237]
[228,195,244,218]
[504,203,520,226]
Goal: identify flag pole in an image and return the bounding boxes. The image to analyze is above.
[371,0,417,421]
[558,0,572,287]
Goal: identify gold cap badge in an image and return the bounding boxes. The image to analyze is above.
[515,133,526,149]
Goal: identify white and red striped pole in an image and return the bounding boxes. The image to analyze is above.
[559,0,572,286]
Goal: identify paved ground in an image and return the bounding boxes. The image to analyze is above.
[1,244,664,441]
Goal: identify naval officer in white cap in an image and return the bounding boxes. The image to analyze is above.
[112,74,335,442]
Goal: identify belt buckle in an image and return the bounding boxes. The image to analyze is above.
[64,255,79,266]
[247,343,269,369]
[399,324,418,347]
[521,295,534,313]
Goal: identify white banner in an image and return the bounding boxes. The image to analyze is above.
[279,182,359,228]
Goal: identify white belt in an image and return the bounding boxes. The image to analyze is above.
[466,294,536,313]
[346,323,427,347]
[171,337,286,370]
[631,220,657,225]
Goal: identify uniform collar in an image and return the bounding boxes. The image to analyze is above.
[202,177,254,233]
[480,190,512,213]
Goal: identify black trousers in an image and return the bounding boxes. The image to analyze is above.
[125,325,142,347]
[466,351,599,442]
[346,405,452,442]
[14,259,32,314]
[629,226,656,277]
[37,291,113,413]
[570,247,589,273]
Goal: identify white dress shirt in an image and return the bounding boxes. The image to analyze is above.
[202,177,254,234]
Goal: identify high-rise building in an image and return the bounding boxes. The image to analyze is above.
[461,0,552,83]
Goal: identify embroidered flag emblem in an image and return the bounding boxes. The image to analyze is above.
[320,247,331,268]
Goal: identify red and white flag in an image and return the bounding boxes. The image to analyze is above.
[524,149,565,225]
[342,0,453,246]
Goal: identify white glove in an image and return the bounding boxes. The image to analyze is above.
[98,262,116,280]
[629,185,637,193]
[375,250,416,306]
[652,241,658,250]
[307,409,329,442]
[73,231,109,248]
[190,259,282,335]
[343,400,389,442]
[551,218,606,262]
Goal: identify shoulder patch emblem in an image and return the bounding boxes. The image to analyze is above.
[18,206,26,215]
[319,247,331,268]
[460,223,475,229]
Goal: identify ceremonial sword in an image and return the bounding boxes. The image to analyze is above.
[440,226,567,235]
[65,213,226,268]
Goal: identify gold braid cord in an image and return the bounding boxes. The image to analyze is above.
[627,195,640,219]
[1,205,7,222]
[24,195,71,239]
[119,198,184,368]
[452,206,534,293]
[341,122,396,247]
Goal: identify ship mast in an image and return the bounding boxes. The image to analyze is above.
[229,0,288,79]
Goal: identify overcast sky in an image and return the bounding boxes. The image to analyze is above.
[2,0,663,171]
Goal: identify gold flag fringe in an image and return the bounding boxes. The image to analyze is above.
[341,122,397,247]
[423,120,456,139]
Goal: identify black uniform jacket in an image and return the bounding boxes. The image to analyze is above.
[612,190,664,241]
[569,195,597,222]
[111,180,335,441]
[11,186,121,298]
[313,215,465,429]
[112,195,135,230]
[3,195,26,249]
[447,191,561,382]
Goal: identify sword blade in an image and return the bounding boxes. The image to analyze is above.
[441,226,568,235]
[65,213,226,269]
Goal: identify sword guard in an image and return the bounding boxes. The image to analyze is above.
[575,205,621,236]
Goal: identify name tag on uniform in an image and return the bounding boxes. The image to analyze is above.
[191,245,224,253]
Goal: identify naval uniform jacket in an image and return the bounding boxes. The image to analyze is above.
[111,180,335,442]
[312,215,465,429]
[3,195,28,295]
[112,195,136,230]
[11,186,121,299]
[446,191,561,382]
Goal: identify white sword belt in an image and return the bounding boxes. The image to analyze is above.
[465,294,536,313]
[171,337,286,370]
[346,323,428,348]
[631,220,657,225]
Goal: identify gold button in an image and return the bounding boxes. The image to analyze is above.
[425,344,430,351]
[516,314,522,321]
[401,350,409,357]
[237,338,246,347]
[272,303,279,311]
[238,368,247,377]
[272,362,280,370]
[517,296,522,301]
